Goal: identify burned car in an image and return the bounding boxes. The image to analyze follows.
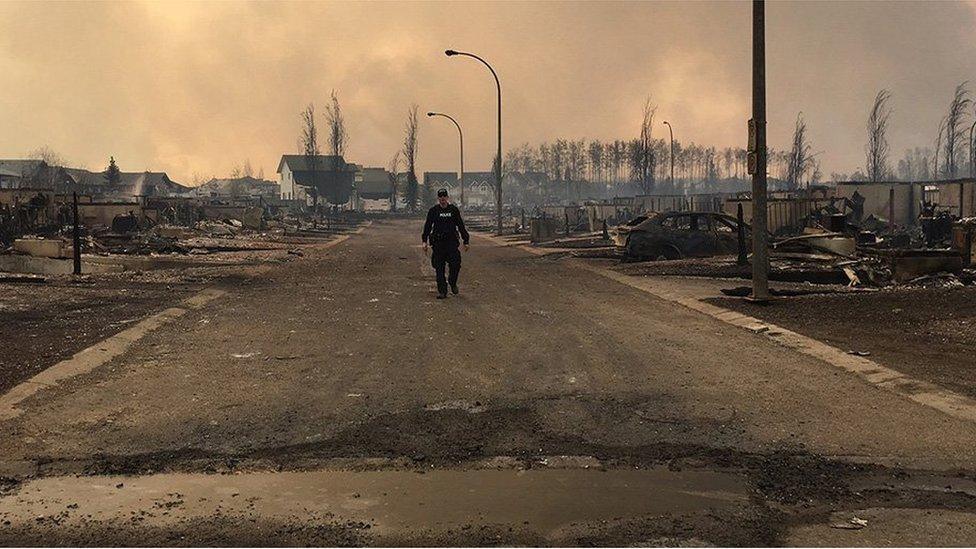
[619,211,749,260]
[609,215,649,248]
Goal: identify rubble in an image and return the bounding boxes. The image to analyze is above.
[1,192,367,277]
[903,272,964,288]
[772,232,856,258]
[0,274,45,284]
[759,211,972,289]
[879,248,964,283]
[12,238,71,259]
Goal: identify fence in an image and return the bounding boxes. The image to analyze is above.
[723,197,848,234]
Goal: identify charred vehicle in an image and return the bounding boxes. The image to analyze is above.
[619,211,750,260]
[609,215,649,248]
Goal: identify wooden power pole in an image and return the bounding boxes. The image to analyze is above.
[749,0,770,302]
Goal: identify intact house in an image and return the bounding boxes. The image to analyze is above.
[277,154,356,207]
[423,172,458,202]
[353,168,394,212]
[423,171,495,208]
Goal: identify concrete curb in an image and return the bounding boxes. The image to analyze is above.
[0,288,226,422]
[0,228,364,423]
[474,231,976,425]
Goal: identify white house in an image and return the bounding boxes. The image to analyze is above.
[462,172,495,208]
[278,156,308,202]
[423,171,495,208]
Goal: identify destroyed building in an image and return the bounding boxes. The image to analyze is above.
[835,178,976,225]
[0,160,74,190]
[194,176,280,199]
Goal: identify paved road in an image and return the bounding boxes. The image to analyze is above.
[2,218,976,545]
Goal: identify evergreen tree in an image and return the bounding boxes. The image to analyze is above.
[106,156,121,186]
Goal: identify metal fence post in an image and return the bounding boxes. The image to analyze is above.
[737,202,748,266]
[72,192,81,275]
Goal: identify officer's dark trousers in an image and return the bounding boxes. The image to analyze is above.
[431,245,461,295]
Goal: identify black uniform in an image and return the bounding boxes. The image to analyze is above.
[421,203,469,296]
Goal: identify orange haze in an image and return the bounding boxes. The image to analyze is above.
[1,0,975,183]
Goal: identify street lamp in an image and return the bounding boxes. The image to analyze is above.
[663,121,675,189]
[427,111,465,208]
[445,49,502,234]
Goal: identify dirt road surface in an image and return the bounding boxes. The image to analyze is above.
[2,219,976,546]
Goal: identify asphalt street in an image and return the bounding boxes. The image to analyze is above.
[2,218,976,546]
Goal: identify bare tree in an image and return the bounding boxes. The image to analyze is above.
[242,159,254,178]
[27,145,64,168]
[786,113,814,189]
[865,89,892,182]
[587,141,604,184]
[630,97,657,195]
[191,173,209,187]
[26,146,66,187]
[325,89,348,157]
[402,104,420,211]
[898,147,933,181]
[387,151,401,213]
[552,139,568,183]
[299,103,320,208]
[567,139,586,200]
[938,82,971,178]
[611,140,626,186]
[722,147,734,179]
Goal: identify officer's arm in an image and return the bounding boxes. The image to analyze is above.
[421,209,433,243]
[455,207,470,245]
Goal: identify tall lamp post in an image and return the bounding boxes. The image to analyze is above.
[427,111,465,208]
[445,49,502,234]
[663,120,675,188]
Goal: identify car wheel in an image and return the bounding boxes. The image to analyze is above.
[657,244,682,261]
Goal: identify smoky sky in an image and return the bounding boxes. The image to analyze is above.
[1,0,974,183]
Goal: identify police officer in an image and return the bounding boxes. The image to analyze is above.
[422,188,469,299]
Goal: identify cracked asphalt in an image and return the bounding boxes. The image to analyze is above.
[2,218,976,546]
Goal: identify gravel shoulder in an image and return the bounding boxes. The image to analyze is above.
[709,286,976,399]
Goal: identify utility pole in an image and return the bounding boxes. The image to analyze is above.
[749,0,770,301]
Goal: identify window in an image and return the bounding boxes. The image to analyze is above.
[713,216,737,233]
[661,214,692,230]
